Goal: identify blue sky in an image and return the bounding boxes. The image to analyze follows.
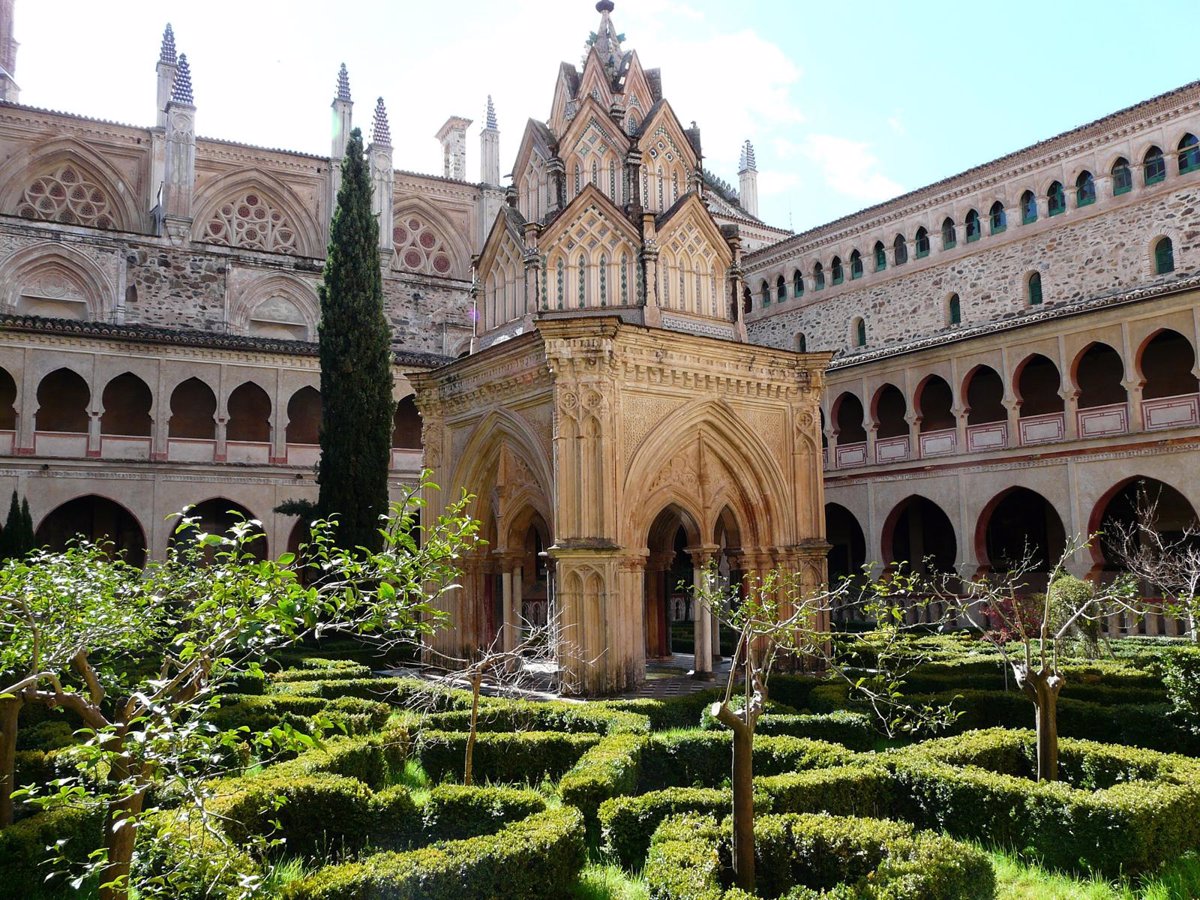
[15,1,1199,232]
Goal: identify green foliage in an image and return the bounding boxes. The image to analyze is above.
[754,711,874,749]
[269,659,375,682]
[420,783,546,841]
[638,731,853,791]
[559,733,647,821]
[645,811,995,900]
[134,807,264,900]
[15,719,77,752]
[423,698,651,736]
[598,689,725,731]
[1161,649,1200,734]
[317,127,394,554]
[599,788,729,869]
[0,490,35,561]
[757,763,894,819]
[1050,572,1102,658]
[0,803,104,898]
[415,729,601,784]
[284,806,586,900]
[890,728,1200,875]
[210,772,378,860]
[267,731,408,790]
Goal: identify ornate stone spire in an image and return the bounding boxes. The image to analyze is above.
[738,139,757,173]
[591,0,623,77]
[336,63,351,103]
[485,95,497,130]
[170,53,193,105]
[160,23,177,65]
[371,96,391,146]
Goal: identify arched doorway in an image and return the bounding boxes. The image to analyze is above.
[915,374,955,456]
[963,364,1007,451]
[36,368,89,433]
[36,495,147,567]
[0,367,17,431]
[884,495,957,577]
[169,378,217,439]
[825,503,866,621]
[285,386,321,445]
[979,487,1066,591]
[1138,330,1200,431]
[644,504,702,662]
[1074,342,1127,436]
[393,395,422,449]
[170,497,267,562]
[227,382,271,443]
[100,373,152,436]
[1014,354,1064,445]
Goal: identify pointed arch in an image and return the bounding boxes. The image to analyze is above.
[0,241,115,321]
[391,199,471,280]
[191,168,322,257]
[228,272,318,341]
[0,137,142,233]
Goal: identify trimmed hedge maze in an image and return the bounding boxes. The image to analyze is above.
[5,644,1200,898]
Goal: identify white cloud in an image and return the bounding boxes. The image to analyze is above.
[801,135,904,203]
[758,170,801,196]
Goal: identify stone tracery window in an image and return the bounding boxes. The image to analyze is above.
[18,165,117,230]
[393,215,454,276]
[205,192,298,253]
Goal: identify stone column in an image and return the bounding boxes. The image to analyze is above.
[865,422,878,466]
[906,412,920,460]
[1124,379,1145,432]
[952,403,968,456]
[214,414,228,463]
[687,544,718,679]
[1003,398,1021,448]
[500,561,514,653]
[1061,388,1080,441]
[512,564,524,645]
[86,410,102,458]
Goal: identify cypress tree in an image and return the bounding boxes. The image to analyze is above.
[18,497,33,555]
[317,128,394,553]
[0,491,19,559]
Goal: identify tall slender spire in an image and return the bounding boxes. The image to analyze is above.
[738,139,757,173]
[591,0,623,77]
[371,97,391,146]
[336,62,351,103]
[160,23,177,65]
[485,95,497,131]
[170,53,193,105]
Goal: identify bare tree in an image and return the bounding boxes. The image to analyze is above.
[932,539,1138,782]
[1105,484,1200,642]
[421,609,592,786]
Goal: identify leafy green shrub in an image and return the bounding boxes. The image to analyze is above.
[423,699,648,736]
[209,772,377,859]
[415,729,600,784]
[599,689,724,730]
[758,763,894,819]
[1162,649,1200,734]
[12,747,75,789]
[368,785,421,850]
[267,731,406,790]
[599,787,729,868]
[891,728,1200,875]
[0,803,104,898]
[559,732,646,820]
[283,806,586,900]
[421,783,546,841]
[755,711,874,749]
[135,807,263,900]
[699,696,798,729]
[645,811,995,900]
[321,696,391,735]
[15,719,77,751]
[270,676,473,711]
[206,693,329,733]
[270,658,374,682]
[804,682,853,713]
[639,732,853,791]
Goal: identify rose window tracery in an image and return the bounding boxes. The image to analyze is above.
[17,165,116,229]
[393,215,454,276]
[204,192,298,254]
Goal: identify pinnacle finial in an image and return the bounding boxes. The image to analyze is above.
[170,53,194,105]
[372,97,391,146]
[596,0,615,12]
[160,23,177,65]
[739,139,757,172]
[485,95,497,130]
[336,63,351,103]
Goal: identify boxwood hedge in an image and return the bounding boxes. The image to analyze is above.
[645,812,995,900]
[284,806,586,900]
[559,732,647,820]
[638,732,853,791]
[415,729,601,784]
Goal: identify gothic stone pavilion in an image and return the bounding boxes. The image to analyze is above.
[415,2,829,695]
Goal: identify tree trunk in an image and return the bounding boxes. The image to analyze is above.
[1016,667,1063,782]
[0,695,21,828]
[99,754,146,900]
[464,672,481,786]
[713,702,755,892]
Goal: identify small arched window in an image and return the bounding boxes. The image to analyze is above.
[793,269,804,298]
[1154,237,1175,274]
[1076,171,1096,207]
[1111,157,1132,195]
[1144,146,1166,185]
[814,262,825,290]
[760,279,771,308]
[989,201,1007,234]
[795,333,807,353]
[893,234,908,265]
[914,227,930,258]
[776,275,787,302]
[1027,271,1043,306]
[873,241,887,271]
[831,256,844,285]
[947,293,961,326]
[1047,181,1066,216]
[850,249,863,279]
[965,210,981,242]
[1020,190,1037,224]
[942,217,957,249]
[853,317,867,348]
[1179,134,1200,175]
